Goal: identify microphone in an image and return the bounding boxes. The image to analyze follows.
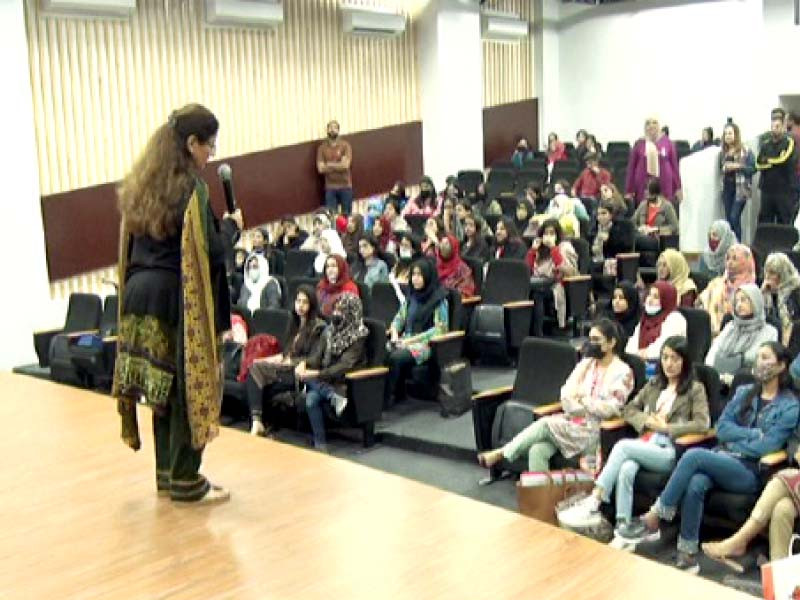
[217,163,237,214]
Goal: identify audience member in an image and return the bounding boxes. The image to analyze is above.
[625,117,682,204]
[547,132,568,166]
[657,249,697,307]
[585,134,603,159]
[387,180,408,212]
[300,212,332,253]
[372,215,398,256]
[512,138,535,169]
[386,260,450,407]
[559,336,710,543]
[787,111,800,196]
[436,234,475,297]
[313,228,347,275]
[691,127,715,152]
[341,213,364,263]
[697,243,756,335]
[382,198,408,234]
[572,153,612,202]
[632,179,679,265]
[705,284,778,383]
[625,281,687,361]
[493,217,528,260]
[762,252,800,347]
[299,293,368,450]
[591,200,635,264]
[316,119,353,215]
[403,176,441,217]
[462,214,491,263]
[274,216,308,252]
[697,220,737,277]
[719,123,755,240]
[238,253,282,312]
[246,285,325,436]
[478,319,634,472]
[422,217,444,258]
[250,227,271,254]
[629,341,799,574]
[317,254,359,317]
[524,182,547,214]
[533,180,588,238]
[514,199,535,235]
[757,108,797,224]
[441,196,464,242]
[390,232,421,295]
[575,129,589,166]
[351,236,389,290]
[606,282,641,338]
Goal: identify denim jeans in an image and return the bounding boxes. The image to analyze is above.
[325,188,353,215]
[653,447,759,554]
[595,436,676,523]
[305,380,338,448]
[721,184,745,241]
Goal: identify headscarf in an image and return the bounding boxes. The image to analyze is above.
[609,281,641,338]
[374,215,396,253]
[325,293,368,362]
[436,234,464,281]
[341,214,364,259]
[715,283,768,357]
[514,200,533,234]
[659,249,696,300]
[405,259,448,334]
[763,252,800,327]
[314,228,347,273]
[317,254,354,296]
[723,243,756,297]
[638,281,678,349]
[243,252,277,313]
[701,220,736,275]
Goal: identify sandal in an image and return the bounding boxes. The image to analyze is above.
[701,543,745,574]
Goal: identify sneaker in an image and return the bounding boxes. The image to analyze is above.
[676,551,700,574]
[557,494,601,529]
[608,534,636,552]
[332,393,348,417]
[615,518,661,544]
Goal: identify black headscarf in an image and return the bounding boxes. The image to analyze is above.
[607,281,641,338]
[405,259,448,334]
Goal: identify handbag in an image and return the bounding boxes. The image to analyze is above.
[516,470,595,525]
[761,535,799,600]
[438,360,472,417]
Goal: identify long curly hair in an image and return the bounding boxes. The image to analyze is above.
[117,103,218,240]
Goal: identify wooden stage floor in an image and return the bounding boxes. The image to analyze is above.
[0,373,753,600]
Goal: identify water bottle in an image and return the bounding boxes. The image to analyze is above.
[645,360,657,379]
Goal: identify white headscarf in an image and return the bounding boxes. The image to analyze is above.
[243,252,276,313]
[314,229,347,274]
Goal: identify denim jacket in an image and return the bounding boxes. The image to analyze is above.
[716,384,799,459]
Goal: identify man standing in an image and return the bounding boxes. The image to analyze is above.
[317,120,353,215]
[757,108,796,224]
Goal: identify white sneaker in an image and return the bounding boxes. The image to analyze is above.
[557,494,601,529]
[332,393,348,417]
[608,534,636,552]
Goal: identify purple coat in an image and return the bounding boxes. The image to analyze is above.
[625,137,682,204]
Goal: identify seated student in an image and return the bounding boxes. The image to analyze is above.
[762,252,800,347]
[341,214,364,264]
[599,182,629,217]
[591,200,635,267]
[382,198,408,234]
[402,176,441,217]
[523,182,547,215]
[246,285,325,436]
[230,246,248,305]
[237,253,282,312]
[632,179,679,265]
[300,212,332,253]
[512,137,535,169]
[703,425,800,571]
[605,282,641,339]
[572,152,612,205]
[462,213,492,263]
[298,294,369,450]
[351,235,389,291]
[532,180,589,238]
[628,342,800,574]
[697,243,756,336]
[313,229,347,275]
[514,199,535,237]
[559,336,710,544]
[371,215,398,256]
[390,232,421,294]
[421,217,444,258]
[441,196,465,243]
[274,215,309,253]
[436,234,475,297]
[386,260,450,407]
[493,217,528,260]
[656,249,697,307]
[706,284,778,384]
[250,227,271,255]
[697,220,737,278]
[526,219,579,335]
[625,281,687,361]
[478,318,634,472]
[547,132,568,166]
[317,255,360,317]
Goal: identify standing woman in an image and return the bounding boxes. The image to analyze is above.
[625,117,682,205]
[719,123,756,241]
[114,104,236,504]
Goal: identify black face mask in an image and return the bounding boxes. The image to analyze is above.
[517,145,526,153]
[647,196,659,204]
[330,314,343,327]
[584,342,605,359]
[421,190,433,199]
[327,132,338,141]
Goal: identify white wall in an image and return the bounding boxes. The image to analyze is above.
[550,0,794,146]
[0,0,52,369]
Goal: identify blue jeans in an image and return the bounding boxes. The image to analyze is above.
[325,188,353,215]
[305,380,338,448]
[722,184,745,241]
[595,437,676,523]
[653,448,759,554]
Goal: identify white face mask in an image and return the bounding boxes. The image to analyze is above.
[542,234,557,247]
[399,248,412,259]
[645,303,661,316]
[248,268,260,283]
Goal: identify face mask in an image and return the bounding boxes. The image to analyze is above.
[248,268,260,282]
[517,145,526,153]
[399,248,412,259]
[584,342,604,359]
[421,190,433,199]
[330,314,343,328]
[709,238,720,251]
[753,362,778,383]
[645,303,661,316]
[542,234,557,247]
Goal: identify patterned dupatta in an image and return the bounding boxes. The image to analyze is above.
[115,179,222,451]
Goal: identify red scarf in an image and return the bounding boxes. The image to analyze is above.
[638,280,678,349]
[436,234,463,280]
[316,255,353,295]
[376,216,396,252]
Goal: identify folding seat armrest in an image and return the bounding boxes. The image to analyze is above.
[615,253,640,260]
[33,328,63,368]
[64,329,100,339]
[760,450,788,466]
[502,300,535,310]
[563,275,591,284]
[532,402,562,418]
[600,418,627,430]
[430,331,466,344]
[103,335,118,344]
[430,331,466,369]
[472,385,513,403]
[345,366,389,381]
[472,386,513,451]
[346,367,389,425]
[675,429,716,459]
[503,301,535,349]
[461,296,481,307]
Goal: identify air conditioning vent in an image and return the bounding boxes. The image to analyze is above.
[205,0,283,28]
[40,0,136,18]
[342,7,405,37]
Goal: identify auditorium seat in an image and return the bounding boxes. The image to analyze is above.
[678,308,712,364]
[251,308,292,349]
[68,294,119,390]
[752,224,799,271]
[367,281,400,328]
[33,292,103,369]
[457,170,484,197]
[284,249,317,281]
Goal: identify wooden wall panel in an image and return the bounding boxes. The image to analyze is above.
[483,98,538,167]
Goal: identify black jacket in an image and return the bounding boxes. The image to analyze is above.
[757,134,797,193]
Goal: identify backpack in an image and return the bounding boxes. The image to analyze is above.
[236,334,281,382]
[438,359,473,417]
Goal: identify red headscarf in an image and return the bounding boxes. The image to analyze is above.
[375,216,396,252]
[436,234,463,280]
[638,280,678,349]
[317,255,353,295]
